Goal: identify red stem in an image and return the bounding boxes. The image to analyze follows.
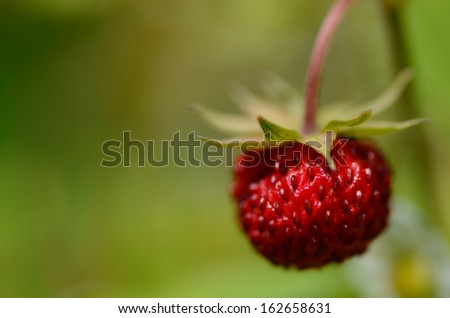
[302,0,354,134]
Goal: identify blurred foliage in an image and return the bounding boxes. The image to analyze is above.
[0,0,449,297]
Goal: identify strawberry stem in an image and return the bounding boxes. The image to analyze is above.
[302,0,354,134]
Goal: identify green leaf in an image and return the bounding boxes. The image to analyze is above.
[339,118,429,138]
[189,103,260,134]
[321,110,372,131]
[257,116,301,142]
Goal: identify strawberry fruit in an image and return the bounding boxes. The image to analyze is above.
[233,138,391,268]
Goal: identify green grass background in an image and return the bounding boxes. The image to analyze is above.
[0,0,449,297]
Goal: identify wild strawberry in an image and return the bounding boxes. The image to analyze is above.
[193,0,426,269]
[233,138,391,268]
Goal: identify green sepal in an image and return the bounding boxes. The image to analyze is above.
[306,131,338,170]
[257,116,301,142]
[199,136,266,149]
[339,118,429,138]
[189,103,260,134]
[259,73,304,118]
[317,69,414,126]
[229,86,298,129]
[260,72,302,103]
[352,69,414,116]
[321,110,372,131]
[192,69,425,154]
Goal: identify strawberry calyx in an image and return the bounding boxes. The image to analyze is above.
[191,69,428,168]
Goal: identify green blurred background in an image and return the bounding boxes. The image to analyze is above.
[1,0,450,297]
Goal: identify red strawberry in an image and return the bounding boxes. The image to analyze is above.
[233,138,391,269]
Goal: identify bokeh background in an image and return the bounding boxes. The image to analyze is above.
[1,0,450,297]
